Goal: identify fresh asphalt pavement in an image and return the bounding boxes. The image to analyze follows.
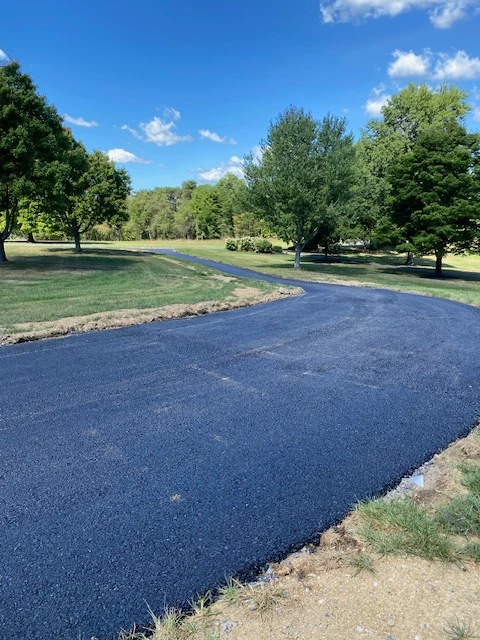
[1,251,480,639]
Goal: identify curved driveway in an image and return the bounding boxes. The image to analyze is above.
[1,251,479,639]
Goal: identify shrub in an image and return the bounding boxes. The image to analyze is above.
[254,238,273,253]
[272,244,283,253]
[225,238,238,251]
[239,236,255,252]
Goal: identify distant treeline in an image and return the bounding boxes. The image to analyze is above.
[118,175,269,242]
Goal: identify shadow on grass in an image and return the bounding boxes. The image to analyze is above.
[269,253,480,283]
[3,246,148,272]
[303,253,445,269]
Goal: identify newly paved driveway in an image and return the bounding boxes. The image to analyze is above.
[1,252,479,639]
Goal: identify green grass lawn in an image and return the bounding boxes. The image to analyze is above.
[0,242,279,336]
[114,239,480,307]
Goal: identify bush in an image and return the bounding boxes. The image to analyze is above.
[254,238,273,253]
[239,236,255,252]
[225,238,238,251]
[272,245,283,253]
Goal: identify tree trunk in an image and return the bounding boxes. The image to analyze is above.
[0,239,7,263]
[435,253,443,277]
[324,241,329,261]
[27,231,36,243]
[73,230,82,253]
[294,243,303,269]
[405,251,414,266]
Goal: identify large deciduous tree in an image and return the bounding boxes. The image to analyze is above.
[0,61,65,262]
[389,121,480,276]
[47,142,131,252]
[357,83,471,259]
[244,107,354,269]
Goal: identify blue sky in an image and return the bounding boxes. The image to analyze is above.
[1,0,480,191]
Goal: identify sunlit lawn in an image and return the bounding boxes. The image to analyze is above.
[0,242,277,334]
[114,239,480,307]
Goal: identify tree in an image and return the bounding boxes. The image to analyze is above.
[46,143,131,252]
[0,61,65,262]
[346,137,392,250]
[359,83,471,259]
[190,185,221,239]
[174,201,197,239]
[17,199,64,242]
[214,173,248,237]
[244,107,354,269]
[389,121,480,276]
[304,115,355,257]
[181,180,197,201]
[380,83,470,148]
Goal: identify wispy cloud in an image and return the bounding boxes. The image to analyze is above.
[121,124,143,140]
[197,155,244,182]
[162,106,181,121]
[320,0,476,28]
[107,148,151,164]
[0,49,9,62]
[63,114,99,128]
[199,129,237,144]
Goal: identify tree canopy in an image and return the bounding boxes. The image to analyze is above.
[389,121,480,275]
[0,61,65,261]
[244,107,354,268]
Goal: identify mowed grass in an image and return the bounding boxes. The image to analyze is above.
[0,243,278,335]
[116,239,480,307]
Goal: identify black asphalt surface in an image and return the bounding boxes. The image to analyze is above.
[1,250,480,639]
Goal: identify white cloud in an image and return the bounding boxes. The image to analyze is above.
[140,113,192,147]
[63,114,99,128]
[320,0,476,28]
[388,50,431,77]
[199,129,237,144]
[430,1,468,27]
[121,124,143,140]
[473,106,480,122]
[0,49,9,62]
[107,148,151,164]
[364,86,391,117]
[433,50,480,80]
[385,48,480,81]
[197,156,245,182]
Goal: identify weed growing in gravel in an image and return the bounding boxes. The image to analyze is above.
[346,552,375,575]
[218,577,243,605]
[444,617,478,639]
[242,582,288,616]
